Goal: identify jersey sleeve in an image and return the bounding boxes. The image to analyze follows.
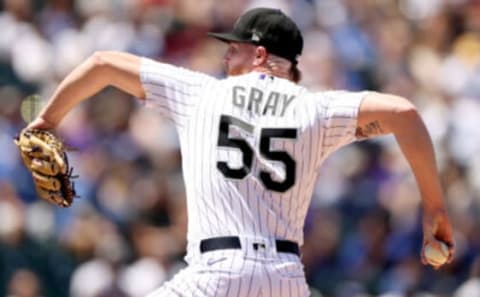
[139,57,215,128]
[316,90,369,157]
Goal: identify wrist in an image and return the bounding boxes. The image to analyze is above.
[38,112,59,128]
[422,208,450,231]
[43,116,57,128]
[423,202,447,216]
[422,193,446,213]
[27,115,58,130]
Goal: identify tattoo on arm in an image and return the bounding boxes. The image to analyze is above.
[355,120,384,138]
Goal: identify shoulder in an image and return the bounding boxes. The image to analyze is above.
[140,57,218,85]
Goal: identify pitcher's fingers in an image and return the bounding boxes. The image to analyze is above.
[447,245,455,264]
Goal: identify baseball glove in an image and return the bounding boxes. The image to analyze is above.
[14,129,78,207]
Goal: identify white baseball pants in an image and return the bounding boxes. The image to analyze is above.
[146,241,310,297]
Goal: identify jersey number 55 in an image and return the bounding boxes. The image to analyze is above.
[216,115,297,192]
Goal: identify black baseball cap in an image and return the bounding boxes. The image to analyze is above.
[208,8,303,64]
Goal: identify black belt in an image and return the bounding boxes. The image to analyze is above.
[199,236,300,256]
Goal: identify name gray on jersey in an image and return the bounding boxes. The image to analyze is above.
[232,86,296,117]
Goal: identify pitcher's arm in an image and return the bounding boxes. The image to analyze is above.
[29,51,144,129]
[357,92,454,267]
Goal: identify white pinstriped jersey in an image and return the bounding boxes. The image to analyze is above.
[140,58,366,250]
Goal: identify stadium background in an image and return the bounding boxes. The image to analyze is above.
[1,0,480,296]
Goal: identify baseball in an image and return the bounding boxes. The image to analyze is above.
[424,242,449,265]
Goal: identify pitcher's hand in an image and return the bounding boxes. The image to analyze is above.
[422,210,454,269]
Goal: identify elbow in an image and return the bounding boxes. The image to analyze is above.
[358,93,423,137]
[388,96,423,132]
[89,51,111,68]
[393,97,419,120]
[87,51,116,86]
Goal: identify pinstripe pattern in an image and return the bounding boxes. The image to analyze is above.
[140,58,367,296]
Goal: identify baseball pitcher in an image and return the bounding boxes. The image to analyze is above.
[24,7,454,297]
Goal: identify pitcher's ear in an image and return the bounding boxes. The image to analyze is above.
[253,46,268,66]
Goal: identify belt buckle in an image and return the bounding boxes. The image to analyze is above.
[251,238,276,257]
[253,242,267,251]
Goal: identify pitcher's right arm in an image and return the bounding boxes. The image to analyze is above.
[357,92,454,268]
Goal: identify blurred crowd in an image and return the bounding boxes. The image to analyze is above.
[1,0,480,296]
